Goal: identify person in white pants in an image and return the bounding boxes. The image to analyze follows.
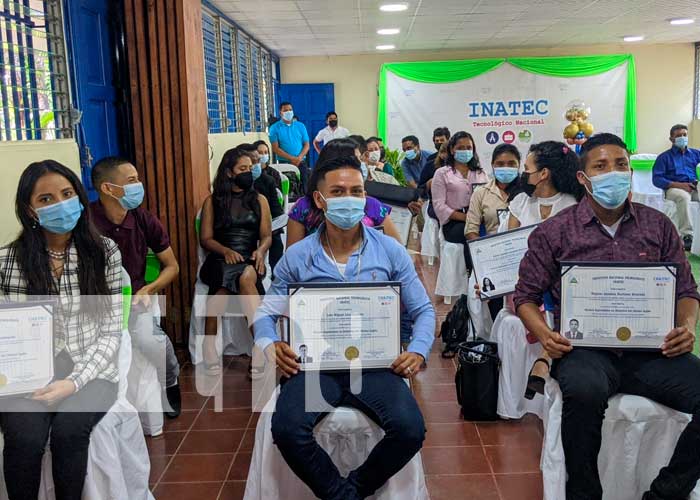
[652,124,700,250]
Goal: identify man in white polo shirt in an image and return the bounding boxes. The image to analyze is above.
[313,111,350,153]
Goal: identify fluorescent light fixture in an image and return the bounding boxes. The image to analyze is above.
[670,18,695,25]
[623,35,644,42]
[376,44,396,50]
[380,3,408,12]
[377,28,401,35]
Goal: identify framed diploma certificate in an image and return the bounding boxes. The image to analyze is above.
[467,224,538,301]
[287,282,401,371]
[560,263,676,349]
[385,205,414,247]
[0,301,54,397]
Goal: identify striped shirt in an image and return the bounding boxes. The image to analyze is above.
[0,238,122,390]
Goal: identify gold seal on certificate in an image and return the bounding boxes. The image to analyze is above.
[288,282,402,371]
[560,263,676,349]
[468,225,538,301]
[616,327,632,342]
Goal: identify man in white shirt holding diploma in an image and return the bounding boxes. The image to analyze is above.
[514,133,700,500]
[254,154,435,500]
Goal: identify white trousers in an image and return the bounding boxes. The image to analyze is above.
[665,187,699,236]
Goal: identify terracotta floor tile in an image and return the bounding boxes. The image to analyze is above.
[227,452,253,481]
[163,410,198,433]
[239,429,256,452]
[206,390,253,409]
[414,367,456,384]
[148,454,171,485]
[178,376,197,393]
[178,429,245,454]
[477,421,544,447]
[414,383,458,403]
[181,391,210,410]
[496,473,544,500]
[153,482,222,500]
[146,431,186,456]
[219,481,247,500]
[160,453,234,483]
[424,423,481,447]
[484,445,542,474]
[420,402,465,423]
[192,409,251,430]
[425,474,500,500]
[221,374,253,391]
[421,446,491,475]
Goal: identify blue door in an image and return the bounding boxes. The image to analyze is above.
[279,83,335,168]
[64,0,121,200]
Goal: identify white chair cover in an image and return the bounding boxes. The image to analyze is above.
[0,329,154,500]
[419,203,440,262]
[490,308,544,420]
[542,378,700,500]
[435,230,469,300]
[244,392,429,500]
[188,211,255,364]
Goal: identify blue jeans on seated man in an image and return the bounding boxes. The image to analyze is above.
[552,348,700,500]
[271,370,426,500]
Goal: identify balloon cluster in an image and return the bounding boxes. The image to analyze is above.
[562,101,594,152]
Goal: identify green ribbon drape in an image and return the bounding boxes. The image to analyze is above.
[377,54,637,151]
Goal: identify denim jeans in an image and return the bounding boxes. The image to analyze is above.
[552,349,700,500]
[271,370,426,500]
[129,308,180,388]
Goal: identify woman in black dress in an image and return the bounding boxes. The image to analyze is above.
[199,147,272,374]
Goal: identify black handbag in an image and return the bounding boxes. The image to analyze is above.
[455,331,500,421]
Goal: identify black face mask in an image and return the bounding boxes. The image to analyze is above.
[433,142,442,152]
[329,120,338,128]
[234,171,254,191]
[519,172,537,197]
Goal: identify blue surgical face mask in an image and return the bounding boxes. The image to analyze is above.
[454,149,474,165]
[111,182,145,210]
[252,163,262,180]
[282,110,294,122]
[360,162,368,181]
[675,136,689,149]
[35,196,84,235]
[404,149,417,161]
[584,171,631,209]
[493,167,519,184]
[320,194,366,230]
[259,154,270,165]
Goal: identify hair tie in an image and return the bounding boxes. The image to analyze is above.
[562,146,569,154]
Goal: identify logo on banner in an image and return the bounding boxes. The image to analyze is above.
[486,131,499,145]
[503,131,515,144]
[519,130,533,143]
[468,99,549,118]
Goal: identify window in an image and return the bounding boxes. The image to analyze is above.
[201,7,278,134]
[0,0,72,140]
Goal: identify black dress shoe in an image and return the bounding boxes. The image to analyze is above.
[683,235,693,252]
[164,384,181,419]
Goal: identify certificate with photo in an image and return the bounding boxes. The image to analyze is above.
[560,263,676,349]
[288,282,401,371]
[0,301,54,397]
[468,224,538,301]
[385,205,414,247]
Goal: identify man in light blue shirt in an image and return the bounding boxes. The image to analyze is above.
[400,135,433,188]
[652,123,700,249]
[269,101,310,188]
[254,155,435,500]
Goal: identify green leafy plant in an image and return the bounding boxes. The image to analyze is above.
[383,148,407,186]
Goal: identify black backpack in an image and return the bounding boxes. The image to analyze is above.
[439,294,471,355]
[287,173,304,203]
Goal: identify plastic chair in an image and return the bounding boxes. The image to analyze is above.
[434,229,469,305]
[419,203,440,265]
[244,383,429,500]
[541,378,700,500]
[0,269,154,500]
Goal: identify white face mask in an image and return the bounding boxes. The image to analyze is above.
[368,151,381,163]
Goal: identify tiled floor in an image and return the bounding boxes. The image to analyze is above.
[147,248,543,500]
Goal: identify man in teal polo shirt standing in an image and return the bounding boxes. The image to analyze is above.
[270,101,311,188]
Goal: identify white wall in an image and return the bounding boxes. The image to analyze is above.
[0,140,81,245]
[281,43,696,154]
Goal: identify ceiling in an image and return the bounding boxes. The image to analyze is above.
[208,0,700,57]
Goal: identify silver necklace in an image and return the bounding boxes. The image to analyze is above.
[47,248,67,260]
[324,231,362,281]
